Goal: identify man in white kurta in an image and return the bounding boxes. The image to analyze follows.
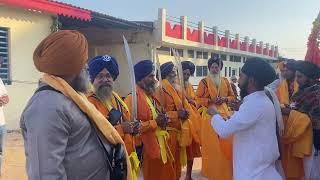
[210,58,282,180]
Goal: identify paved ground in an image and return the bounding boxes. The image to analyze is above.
[2,132,207,180]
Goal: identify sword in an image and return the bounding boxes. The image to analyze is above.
[155,49,166,113]
[123,36,137,121]
[171,48,186,108]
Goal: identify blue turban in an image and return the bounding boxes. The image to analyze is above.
[134,60,154,82]
[160,61,174,78]
[208,56,223,70]
[181,61,195,75]
[88,55,119,82]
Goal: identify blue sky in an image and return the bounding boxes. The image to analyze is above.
[60,0,320,59]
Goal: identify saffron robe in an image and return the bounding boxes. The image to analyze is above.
[196,76,234,180]
[125,86,175,180]
[185,83,201,160]
[88,92,135,154]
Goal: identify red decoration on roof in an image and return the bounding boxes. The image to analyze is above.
[0,0,91,21]
[165,21,182,39]
[305,12,320,66]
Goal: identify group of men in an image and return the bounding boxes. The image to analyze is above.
[20,30,320,180]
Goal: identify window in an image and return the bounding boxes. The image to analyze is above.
[196,66,208,77]
[203,66,208,76]
[232,69,236,76]
[0,27,10,84]
[170,48,183,57]
[196,66,202,77]
[242,57,246,63]
[220,54,227,61]
[230,55,241,62]
[188,50,194,58]
[203,52,208,59]
[157,46,170,56]
[229,67,231,77]
[239,67,241,76]
[196,51,203,59]
[224,67,227,77]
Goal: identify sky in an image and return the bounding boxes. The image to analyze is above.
[60,0,320,59]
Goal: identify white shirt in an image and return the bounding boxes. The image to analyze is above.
[211,91,282,180]
[0,79,7,126]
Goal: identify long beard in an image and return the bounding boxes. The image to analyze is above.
[71,70,90,93]
[210,74,221,87]
[143,81,156,95]
[96,85,113,102]
[173,83,182,91]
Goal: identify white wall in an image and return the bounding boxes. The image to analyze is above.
[0,6,52,129]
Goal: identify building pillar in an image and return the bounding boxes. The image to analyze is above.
[213,26,218,46]
[181,16,187,40]
[199,20,204,43]
[158,8,166,41]
[244,36,249,51]
[225,30,230,48]
[275,46,279,57]
[235,34,240,50]
[259,41,263,54]
[252,39,257,53]
[271,45,275,57]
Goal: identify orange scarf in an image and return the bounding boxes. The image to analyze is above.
[42,74,133,180]
[277,80,298,105]
[205,76,230,117]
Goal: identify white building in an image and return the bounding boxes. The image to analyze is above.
[154,8,279,86]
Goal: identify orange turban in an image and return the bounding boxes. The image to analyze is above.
[33,30,88,76]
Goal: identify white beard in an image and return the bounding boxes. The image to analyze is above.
[173,83,182,91]
[210,73,221,88]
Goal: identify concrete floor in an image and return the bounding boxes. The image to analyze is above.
[2,132,207,180]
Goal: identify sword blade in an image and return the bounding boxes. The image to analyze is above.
[123,36,137,120]
[171,48,186,107]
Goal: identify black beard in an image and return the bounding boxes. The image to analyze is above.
[96,85,113,102]
[239,80,249,100]
[71,70,90,93]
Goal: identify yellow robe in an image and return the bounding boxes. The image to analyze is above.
[196,76,234,180]
[281,110,313,180]
[185,83,201,160]
[154,79,196,179]
[276,80,313,180]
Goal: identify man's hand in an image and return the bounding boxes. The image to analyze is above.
[214,97,224,105]
[229,99,241,111]
[131,120,141,135]
[156,113,168,129]
[207,105,219,116]
[178,109,189,121]
[121,121,134,134]
[281,107,291,115]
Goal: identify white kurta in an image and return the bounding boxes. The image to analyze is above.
[211,91,282,180]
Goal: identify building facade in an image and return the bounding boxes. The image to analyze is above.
[0,1,279,129]
[154,8,279,86]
